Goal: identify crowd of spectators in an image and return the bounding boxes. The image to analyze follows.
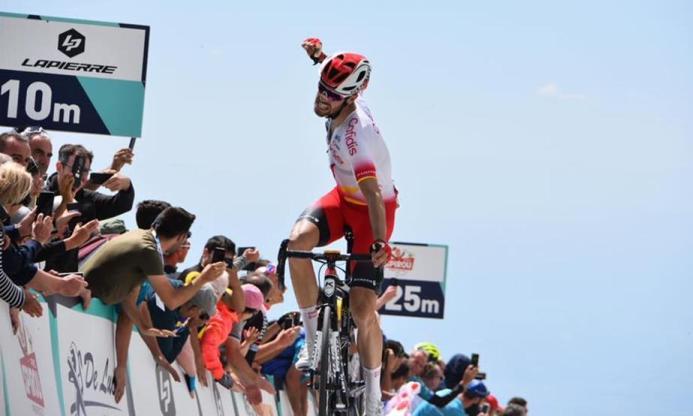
[0,127,528,415]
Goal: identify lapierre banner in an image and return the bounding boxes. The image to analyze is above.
[380,242,449,319]
[0,12,149,137]
[0,297,287,416]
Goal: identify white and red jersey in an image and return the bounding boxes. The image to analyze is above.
[326,99,396,206]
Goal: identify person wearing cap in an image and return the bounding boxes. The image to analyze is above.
[412,354,481,415]
[414,378,490,416]
[137,281,217,392]
[199,284,274,405]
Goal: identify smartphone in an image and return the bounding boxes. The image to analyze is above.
[57,272,84,277]
[480,403,490,413]
[36,191,55,217]
[475,372,487,380]
[471,353,479,367]
[128,137,137,150]
[66,202,80,212]
[89,172,114,185]
[237,246,256,257]
[211,247,226,263]
[71,155,85,189]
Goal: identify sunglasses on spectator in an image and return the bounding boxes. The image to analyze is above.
[318,83,345,101]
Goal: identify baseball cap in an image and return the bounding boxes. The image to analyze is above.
[466,380,490,398]
[485,394,502,412]
[188,283,217,318]
[242,284,265,311]
[444,354,471,388]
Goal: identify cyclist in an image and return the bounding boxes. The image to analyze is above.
[287,37,398,415]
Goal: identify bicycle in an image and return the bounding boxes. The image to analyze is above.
[277,233,371,416]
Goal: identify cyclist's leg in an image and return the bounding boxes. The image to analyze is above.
[289,188,345,367]
[344,200,397,410]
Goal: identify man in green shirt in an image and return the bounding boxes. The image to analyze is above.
[82,206,226,402]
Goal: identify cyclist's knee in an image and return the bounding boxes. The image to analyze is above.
[288,221,319,251]
[350,289,378,325]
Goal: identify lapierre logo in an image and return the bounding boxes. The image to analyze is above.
[386,247,415,273]
[17,319,45,408]
[156,364,176,416]
[58,29,85,58]
[66,341,120,416]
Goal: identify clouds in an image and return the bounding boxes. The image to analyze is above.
[537,82,586,100]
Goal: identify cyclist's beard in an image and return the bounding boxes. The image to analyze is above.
[315,99,349,119]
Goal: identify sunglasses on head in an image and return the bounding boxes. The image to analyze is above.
[318,83,345,101]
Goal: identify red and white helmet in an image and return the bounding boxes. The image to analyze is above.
[320,52,371,97]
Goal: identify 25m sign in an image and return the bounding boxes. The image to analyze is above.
[380,243,448,319]
[0,13,149,137]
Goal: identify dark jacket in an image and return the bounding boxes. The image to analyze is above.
[43,173,135,272]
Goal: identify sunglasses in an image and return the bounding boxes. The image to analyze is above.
[199,312,210,321]
[318,83,345,101]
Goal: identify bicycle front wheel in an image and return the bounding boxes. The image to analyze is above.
[318,305,332,416]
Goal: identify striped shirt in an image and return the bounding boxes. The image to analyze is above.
[0,227,25,308]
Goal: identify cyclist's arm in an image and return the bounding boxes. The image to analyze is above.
[358,177,387,241]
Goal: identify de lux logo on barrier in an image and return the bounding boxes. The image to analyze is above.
[58,28,85,58]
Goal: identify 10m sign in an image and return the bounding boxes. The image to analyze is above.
[1,80,81,124]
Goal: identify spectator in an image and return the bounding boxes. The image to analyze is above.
[507,397,528,414]
[138,281,217,394]
[23,127,53,176]
[83,147,134,191]
[391,361,411,392]
[410,348,429,378]
[80,206,225,402]
[44,144,135,272]
[501,404,526,416]
[483,394,503,416]
[1,162,87,305]
[407,354,478,412]
[413,379,488,416]
[200,284,271,404]
[0,131,31,167]
[422,362,445,392]
[135,200,171,230]
[0,162,41,316]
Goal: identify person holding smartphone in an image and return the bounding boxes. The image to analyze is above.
[43,144,135,273]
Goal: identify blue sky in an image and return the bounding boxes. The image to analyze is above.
[2,1,692,414]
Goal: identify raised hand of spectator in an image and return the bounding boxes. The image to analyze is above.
[301,37,326,64]
[156,356,181,382]
[141,327,178,338]
[110,148,134,172]
[17,207,37,239]
[54,210,81,237]
[10,307,20,334]
[258,376,276,395]
[244,382,263,405]
[31,213,53,244]
[199,262,226,283]
[57,273,88,297]
[21,289,42,317]
[65,219,100,249]
[102,173,132,192]
[461,364,479,388]
[277,326,301,347]
[244,326,260,345]
[197,362,208,387]
[242,248,261,263]
[114,365,127,403]
[384,348,398,374]
[58,174,76,203]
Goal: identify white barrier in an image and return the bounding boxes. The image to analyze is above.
[0,296,297,416]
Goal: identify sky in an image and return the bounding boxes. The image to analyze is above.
[1,0,692,414]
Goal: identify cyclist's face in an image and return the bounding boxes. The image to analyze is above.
[314,89,344,117]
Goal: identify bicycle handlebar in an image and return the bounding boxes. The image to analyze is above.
[276,239,372,288]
